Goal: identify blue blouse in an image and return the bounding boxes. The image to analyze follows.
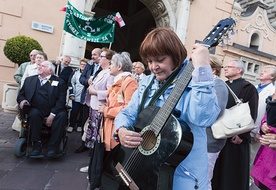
[114,61,220,189]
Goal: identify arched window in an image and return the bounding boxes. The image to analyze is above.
[250,33,260,50]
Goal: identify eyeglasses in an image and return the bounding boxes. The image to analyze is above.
[100,55,106,58]
[224,66,238,69]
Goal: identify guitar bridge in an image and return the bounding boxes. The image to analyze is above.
[115,162,139,190]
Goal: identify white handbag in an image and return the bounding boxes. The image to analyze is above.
[211,83,256,139]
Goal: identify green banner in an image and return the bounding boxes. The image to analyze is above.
[63,1,116,43]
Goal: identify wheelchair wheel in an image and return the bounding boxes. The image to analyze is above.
[14,138,27,158]
[59,136,68,154]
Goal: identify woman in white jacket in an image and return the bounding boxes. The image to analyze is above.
[67,58,88,132]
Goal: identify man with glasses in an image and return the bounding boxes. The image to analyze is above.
[212,59,258,190]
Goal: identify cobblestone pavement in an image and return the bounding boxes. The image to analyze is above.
[0,108,90,190]
[0,108,260,190]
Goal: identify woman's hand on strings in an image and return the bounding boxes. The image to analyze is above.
[118,128,143,148]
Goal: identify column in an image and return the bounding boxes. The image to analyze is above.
[59,0,87,67]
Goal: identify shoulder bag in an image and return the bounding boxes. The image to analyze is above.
[211,83,256,139]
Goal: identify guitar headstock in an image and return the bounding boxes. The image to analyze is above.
[202,18,236,48]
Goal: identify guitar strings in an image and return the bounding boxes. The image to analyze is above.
[123,126,156,176]
[123,65,192,175]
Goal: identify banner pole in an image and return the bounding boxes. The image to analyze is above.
[109,43,112,49]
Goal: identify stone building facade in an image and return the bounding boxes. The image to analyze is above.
[1,0,276,109]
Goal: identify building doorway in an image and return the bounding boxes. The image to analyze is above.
[85,0,156,63]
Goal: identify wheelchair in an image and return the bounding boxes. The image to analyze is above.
[13,102,69,159]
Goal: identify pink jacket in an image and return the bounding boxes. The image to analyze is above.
[85,69,114,109]
[251,113,276,189]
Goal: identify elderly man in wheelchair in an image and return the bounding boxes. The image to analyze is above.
[16,61,68,159]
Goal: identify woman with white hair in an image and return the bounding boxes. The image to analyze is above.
[133,61,146,83]
[98,52,138,152]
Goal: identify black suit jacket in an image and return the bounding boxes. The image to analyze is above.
[17,75,67,115]
[58,66,73,84]
[53,62,73,84]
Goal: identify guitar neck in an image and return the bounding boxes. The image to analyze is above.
[151,62,194,134]
[149,17,236,135]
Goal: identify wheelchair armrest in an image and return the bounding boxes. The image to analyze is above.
[18,102,31,127]
[65,105,71,110]
[22,102,31,114]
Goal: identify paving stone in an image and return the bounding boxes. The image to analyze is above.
[45,170,88,190]
[0,108,90,190]
[0,167,54,190]
[0,108,259,190]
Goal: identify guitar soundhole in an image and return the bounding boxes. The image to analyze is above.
[138,126,161,156]
[141,130,156,150]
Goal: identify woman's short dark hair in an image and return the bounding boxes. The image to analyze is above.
[36,51,48,60]
[102,47,115,60]
[139,27,187,69]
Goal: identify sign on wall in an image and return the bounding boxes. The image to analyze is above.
[31,21,54,33]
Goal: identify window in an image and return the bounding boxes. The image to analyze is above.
[249,33,260,50]
[241,57,262,85]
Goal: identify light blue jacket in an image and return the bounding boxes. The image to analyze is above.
[114,61,220,189]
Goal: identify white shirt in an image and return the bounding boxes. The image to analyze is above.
[21,63,39,88]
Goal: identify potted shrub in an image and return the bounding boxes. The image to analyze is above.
[3,35,43,65]
[2,35,43,112]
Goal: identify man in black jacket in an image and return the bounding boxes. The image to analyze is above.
[54,55,73,86]
[17,61,67,158]
[212,59,259,190]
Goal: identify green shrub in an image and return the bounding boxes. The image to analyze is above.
[3,35,43,65]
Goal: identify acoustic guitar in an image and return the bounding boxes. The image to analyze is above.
[101,18,236,190]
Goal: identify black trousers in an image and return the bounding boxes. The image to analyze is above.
[80,104,89,136]
[28,107,67,149]
[259,182,270,190]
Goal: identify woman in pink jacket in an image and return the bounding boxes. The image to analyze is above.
[251,93,276,190]
[85,47,115,149]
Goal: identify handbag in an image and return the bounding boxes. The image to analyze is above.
[88,114,105,190]
[81,118,89,141]
[211,83,256,139]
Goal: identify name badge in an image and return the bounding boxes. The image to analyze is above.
[51,81,59,86]
[117,94,124,103]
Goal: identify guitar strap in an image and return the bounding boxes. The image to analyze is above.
[138,64,183,113]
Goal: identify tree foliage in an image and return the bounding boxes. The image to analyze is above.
[3,35,43,65]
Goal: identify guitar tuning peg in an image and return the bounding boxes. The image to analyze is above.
[221,40,226,46]
[231,29,236,35]
[226,34,231,41]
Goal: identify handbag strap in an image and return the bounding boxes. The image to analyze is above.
[99,114,104,143]
[120,74,133,101]
[224,82,242,104]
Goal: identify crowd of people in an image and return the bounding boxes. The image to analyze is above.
[12,27,276,189]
